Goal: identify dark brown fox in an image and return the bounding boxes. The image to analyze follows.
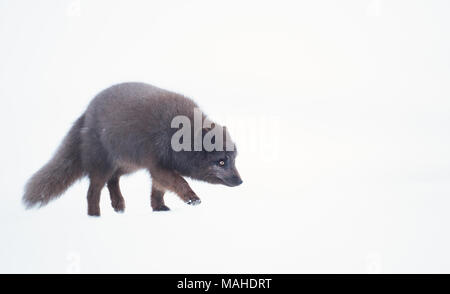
[23,82,242,216]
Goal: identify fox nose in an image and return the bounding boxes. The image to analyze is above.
[231,176,243,186]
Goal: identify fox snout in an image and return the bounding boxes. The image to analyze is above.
[203,163,243,187]
[222,169,243,187]
[226,175,243,187]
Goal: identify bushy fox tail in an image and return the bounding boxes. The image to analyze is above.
[23,114,85,208]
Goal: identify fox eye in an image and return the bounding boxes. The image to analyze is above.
[218,160,225,166]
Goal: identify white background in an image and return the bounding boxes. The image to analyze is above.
[1,0,450,273]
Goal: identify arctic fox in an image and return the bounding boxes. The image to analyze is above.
[23,82,242,216]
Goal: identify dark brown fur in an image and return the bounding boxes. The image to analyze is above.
[23,82,242,216]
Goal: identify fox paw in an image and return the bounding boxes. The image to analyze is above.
[153,205,170,211]
[183,192,201,206]
[111,200,125,213]
[88,207,100,217]
[186,198,201,206]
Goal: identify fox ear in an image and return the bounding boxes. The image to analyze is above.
[201,122,215,135]
[193,124,212,142]
[203,122,215,132]
[200,122,219,145]
[202,126,214,143]
[200,127,209,136]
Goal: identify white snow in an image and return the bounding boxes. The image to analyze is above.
[1,0,450,273]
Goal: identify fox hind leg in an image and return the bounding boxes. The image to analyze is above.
[82,127,115,216]
[107,170,126,213]
[87,173,110,216]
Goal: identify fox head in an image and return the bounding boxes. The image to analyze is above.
[170,122,243,187]
[198,147,242,187]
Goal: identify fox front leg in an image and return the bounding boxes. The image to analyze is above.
[151,186,170,211]
[149,166,201,206]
